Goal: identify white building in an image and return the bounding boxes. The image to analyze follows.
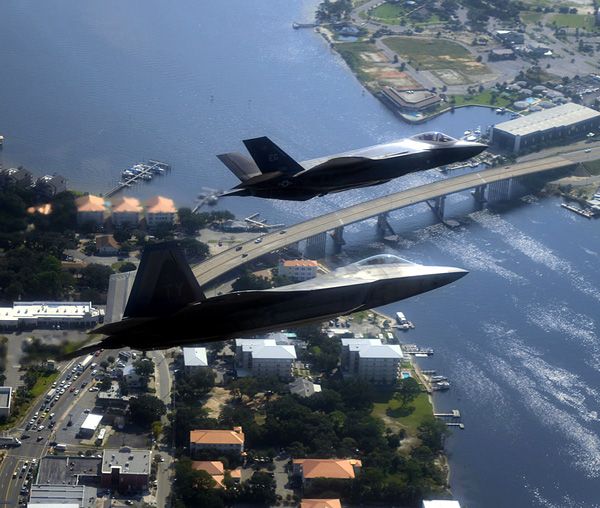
[423,501,461,508]
[340,338,403,384]
[0,302,103,331]
[145,196,176,228]
[28,484,96,508]
[278,259,318,281]
[235,338,296,379]
[183,347,208,372]
[105,271,137,324]
[0,387,12,418]
[79,413,103,439]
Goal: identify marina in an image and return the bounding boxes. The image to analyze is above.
[561,202,597,218]
[402,344,434,356]
[105,160,171,198]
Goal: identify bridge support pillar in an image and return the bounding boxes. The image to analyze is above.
[487,179,512,202]
[330,227,345,254]
[427,195,446,222]
[376,213,396,237]
[473,185,487,205]
[305,232,327,259]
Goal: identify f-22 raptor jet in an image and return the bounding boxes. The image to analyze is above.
[68,243,467,356]
[218,132,486,201]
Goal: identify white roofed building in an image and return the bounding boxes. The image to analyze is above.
[78,413,103,439]
[0,302,103,331]
[491,103,600,153]
[106,271,137,324]
[422,501,462,508]
[340,338,382,373]
[0,387,12,418]
[183,347,208,372]
[289,378,322,397]
[357,344,403,384]
[235,338,296,379]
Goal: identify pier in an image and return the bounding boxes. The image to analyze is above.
[106,160,171,198]
[434,409,464,429]
[561,202,596,218]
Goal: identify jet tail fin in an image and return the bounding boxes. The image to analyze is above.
[123,242,205,318]
[216,152,261,182]
[243,136,303,174]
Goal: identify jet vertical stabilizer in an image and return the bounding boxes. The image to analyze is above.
[243,136,304,174]
[123,242,205,318]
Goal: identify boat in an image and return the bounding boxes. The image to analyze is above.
[432,381,450,391]
[495,108,504,113]
[430,375,448,382]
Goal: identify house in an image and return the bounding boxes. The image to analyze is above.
[278,259,318,281]
[111,197,142,227]
[76,194,106,226]
[183,347,208,372]
[190,427,245,456]
[145,195,176,228]
[292,459,362,484]
[0,167,33,189]
[301,500,342,508]
[289,378,322,398]
[191,461,242,488]
[100,447,151,493]
[95,235,119,256]
[35,174,67,197]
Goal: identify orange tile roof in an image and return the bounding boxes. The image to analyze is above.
[301,500,342,508]
[282,259,318,267]
[95,235,119,249]
[146,195,176,214]
[229,467,242,479]
[190,428,245,445]
[112,196,142,213]
[293,459,362,479]
[192,461,224,476]
[76,194,105,212]
[27,203,53,215]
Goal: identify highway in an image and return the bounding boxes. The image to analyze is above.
[192,154,576,286]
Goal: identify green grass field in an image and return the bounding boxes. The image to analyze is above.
[31,372,59,397]
[373,391,433,435]
[333,42,378,82]
[382,36,488,75]
[583,159,600,175]
[370,2,405,22]
[520,11,543,24]
[550,13,596,30]
[451,90,512,108]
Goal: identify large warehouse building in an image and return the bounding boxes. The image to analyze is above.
[491,103,600,153]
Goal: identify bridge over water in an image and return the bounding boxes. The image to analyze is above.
[193,154,576,286]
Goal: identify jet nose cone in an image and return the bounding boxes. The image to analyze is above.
[446,267,469,283]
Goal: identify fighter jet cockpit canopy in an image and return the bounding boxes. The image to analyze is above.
[411,132,456,144]
[353,254,417,267]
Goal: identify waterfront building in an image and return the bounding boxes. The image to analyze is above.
[111,196,142,227]
[189,427,245,456]
[76,194,105,226]
[100,447,151,492]
[0,301,103,330]
[340,338,403,383]
[0,167,33,189]
[278,259,318,281]
[491,103,600,153]
[183,347,208,372]
[340,338,382,372]
[0,387,12,418]
[95,234,119,255]
[292,459,362,485]
[301,500,342,508]
[381,87,442,112]
[35,173,67,197]
[145,195,176,228]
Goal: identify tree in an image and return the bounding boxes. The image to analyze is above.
[98,375,112,391]
[179,238,210,261]
[417,418,449,452]
[80,264,114,292]
[118,261,137,273]
[393,377,421,407]
[151,420,163,440]
[231,271,271,291]
[129,395,166,428]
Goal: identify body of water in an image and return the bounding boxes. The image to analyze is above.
[1,1,599,506]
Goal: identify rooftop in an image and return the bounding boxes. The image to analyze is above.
[289,378,322,397]
[111,196,142,213]
[235,338,277,347]
[422,501,462,508]
[80,413,103,431]
[281,259,318,267]
[190,427,245,446]
[36,456,101,485]
[95,234,119,250]
[146,195,176,214]
[192,461,224,476]
[358,344,403,359]
[101,447,151,475]
[0,387,11,408]
[301,500,342,508]
[341,338,381,347]
[293,459,362,479]
[75,194,105,213]
[0,301,102,323]
[494,103,600,137]
[251,344,297,360]
[183,347,208,367]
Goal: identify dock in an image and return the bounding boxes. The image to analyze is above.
[292,22,317,29]
[434,410,461,418]
[106,160,171,198]
[402,344,434,356]
[561,202,596,218]
[434,409,464,429]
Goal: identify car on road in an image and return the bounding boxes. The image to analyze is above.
[83,408,91,413]
[242,253,248,258]
[235,245,243,251]
[36,436,43,442]
[254,237,262,244]
[279,229,287,234]
[49,413,55,419]
[585,148,591,153]
[74,389,80,395]
[12,471,17,479]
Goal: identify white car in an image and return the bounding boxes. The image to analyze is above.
[37,425,44,431]
[74,389,80,395]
